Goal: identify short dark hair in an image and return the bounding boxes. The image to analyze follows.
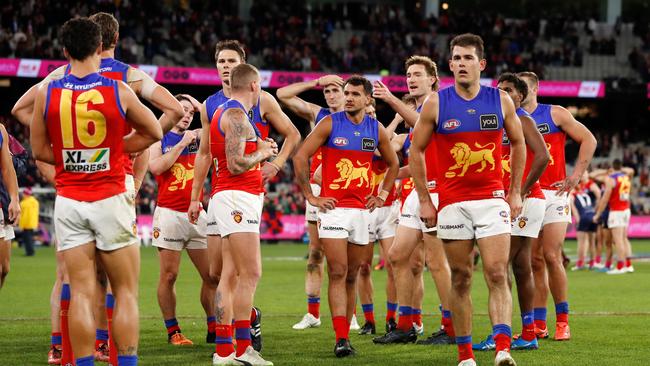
[401,94,417,107]
[450,33,484,59]
[497,72,528,102]
[344,75,373,95]
[215,40,246,63]
[60,18,101,61]
[175,94,192,104]
[89,12,119,50]
[405,55,439,91]
[612,159,622,170]
[517,71,539,86]
[367,97,376,108]
[230,63,259,91]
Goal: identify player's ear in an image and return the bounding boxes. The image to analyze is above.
[62,48,70,60]
[479,58,487,71]
[96,43,103,56]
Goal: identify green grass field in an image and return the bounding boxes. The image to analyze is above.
[1,240,650,365]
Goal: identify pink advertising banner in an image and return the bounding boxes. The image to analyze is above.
[0,58,606,98]
[566,215,650,239]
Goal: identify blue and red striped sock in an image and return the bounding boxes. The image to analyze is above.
[456,335,474,361]
[555,302,569,323]
[362,303,375,324]
[164,318,180,335]
[234,320,252,356]
[492,324,512,352]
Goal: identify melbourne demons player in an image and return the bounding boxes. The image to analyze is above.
[473,73,549,352]
[30,18,162,366]
[372,56,454,346]
[12,12,183,362]
[593,159,634,274]
[0,124,20,288]
[194,64,277,366]
[277,74,345,330]
[570,172,601,271]
[148,94,217,345]
[518,71,597,340]
[293,76,398,357]
[412,34,525,366]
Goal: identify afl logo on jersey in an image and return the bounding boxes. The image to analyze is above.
[333,137,349,146]
[442,119,461,130]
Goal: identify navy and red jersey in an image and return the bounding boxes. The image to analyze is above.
[205,91,268,138]
[45,73,127,201]
[155,131,200,212]
[310,107,331,183]
[321,111,379,209]
[436,85,505,209]
[209,99,263,196]
[371,155,397,207]
[608,172,631,211]
[530,103,566,190]
[572,185,596,217]
[501,107,544,199]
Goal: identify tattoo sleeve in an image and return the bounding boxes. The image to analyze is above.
[224,109,266,175]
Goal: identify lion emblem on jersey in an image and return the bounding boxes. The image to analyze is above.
[501,154,511,173]
[445,142,496,178]
[168,163,194,191]
[329,158,371,190]
[546,143,555,166]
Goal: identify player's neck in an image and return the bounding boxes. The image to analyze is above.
[100,49,115,59]
[171,127,184,134]
[329,105,344,113]
[230,92,254,111]
[345,110,365,124]
[68,59,100,79]
[415,91,432,108]
[454,82,481,100]
[222,83,232,98]
[522,99,538,113]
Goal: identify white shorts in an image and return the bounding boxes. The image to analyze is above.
[437,198,511,240]
[511,197,546,238]
[55,193,138,252]
[608,209,631,228]
[152,206,207,250]
[369,201,400,242]
[399,190,438,233]
[305,184,321,222]
[0,210,14,240]
[212,190,262,237]
[125,174,136,209]
[206,195,221,236]
[542,189,571,226]
[318,207,370,245]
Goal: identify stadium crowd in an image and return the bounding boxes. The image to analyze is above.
[2,0,650,80]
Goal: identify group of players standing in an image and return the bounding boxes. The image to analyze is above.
[4,9,636,366]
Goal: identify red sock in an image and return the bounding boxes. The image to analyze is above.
[458,343,474,362]
[605,259,612,268]
[397,313,412,332]
[234,320,251,356]
[443,316,455,337]
[308,297,320,318]
[534,319,547,330]
[617,260,624,270]
[556,313,569,323]
[576,259,584,267]
[332,316,349,340]
[625,257,632,267]
[386,310,396,322]
[494,333,511,352]
[249,308,257,323]
[207,317,217,333]
[363,310,375,324]
[412,312,422,327]
[215,324,235,357]
[522,322,536,341]
[60,284,74,366]
[106,294,117,366]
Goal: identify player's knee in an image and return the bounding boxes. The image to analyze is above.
[450,267,472,293]
[409,258,424,276]
[0,263,8,280]
[512,261,532,280]
[308,248,324,264]
[161,270,178,285]
[483,265,508,288]
[328,263,347,282]
[531,253,545,272]
[358,262,371,277]
[543,248,562,266]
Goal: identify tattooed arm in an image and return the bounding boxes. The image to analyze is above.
[223,108,277,175]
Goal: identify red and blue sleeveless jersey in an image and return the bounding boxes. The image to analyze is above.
[530,103,566,190]
[205,90,229,122]
[371,155,397,207]
[608,172,631,211]
[573,184,596,216]
[45,73,127,201]
[310,107,332,182]
[209,99,263,196]
[155,131,200,212]
[321,112,379,209]
[436,86,505,209]
[205,91,268,137]
[501,107,544,199]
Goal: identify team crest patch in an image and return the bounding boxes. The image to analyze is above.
[153,227,160,239]
[518,217,528,228]
[479,114,498,130]
[232,210,243,223]
[443,119,461,130]
[499,210,509,218]
[317,218,321,229]
[132,222,138,236]
[564,205,570,215]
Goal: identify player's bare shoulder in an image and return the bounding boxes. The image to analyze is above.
[224,107,254,137]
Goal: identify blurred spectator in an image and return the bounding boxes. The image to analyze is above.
[18,187,38,256]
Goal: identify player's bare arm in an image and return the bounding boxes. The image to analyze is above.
[223,108,277,175]
[552,105,597,194]
[293,116,337,210]
[366,124,399,212]
[188,103,211,224]
[520,114,550,195]
[0,125,20,224]
[385,113,405,137]
[128,68,184,134]
[276,75,343,125]
[260,90,301,179]
[149,130,197,175]
[410,92,438,227]
[501,90,525,218]
[593,177,615,221]
[119,81,163,153]
[12,65,66,126]
[30,83,55,165]
[373,80,420,127]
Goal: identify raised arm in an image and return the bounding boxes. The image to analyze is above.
[552,105,597,194]
[128,68,184,133]
[29,84,55,164]
[119,81,163,153]
[223,108,277,175]
[502,91,525,219]
[276,75,343,124]
[0,126,20,224]
[410,93,437,227]
[260,90,301,179]
[520,114,550,195]
[149,131,197,175]
[12,65,67,126]
[373,80,420,127]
